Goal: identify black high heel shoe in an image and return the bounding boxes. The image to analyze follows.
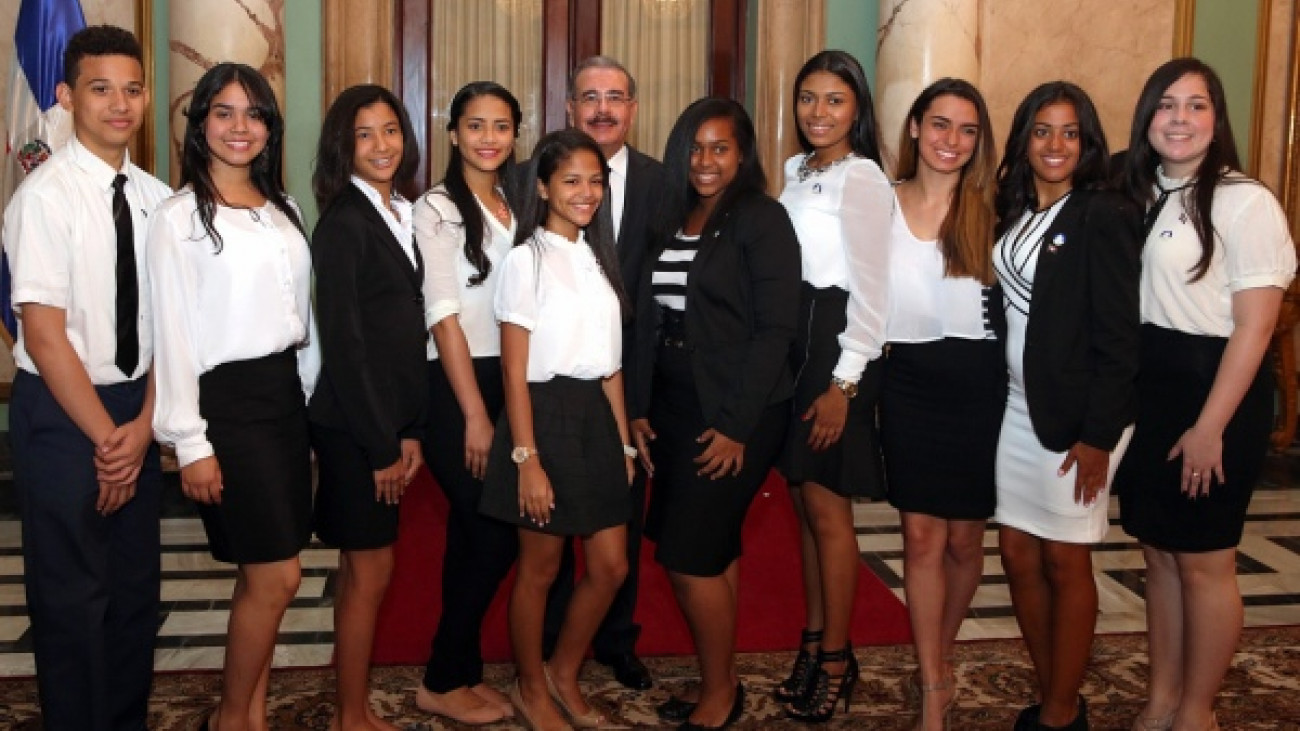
[677,683,744,730]
[774,628,822,704]
[785,646,858,723]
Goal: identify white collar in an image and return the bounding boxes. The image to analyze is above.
[535,226,586,248]
[350,175,409,218]
[68,134,131,192]
[606,145,629,178]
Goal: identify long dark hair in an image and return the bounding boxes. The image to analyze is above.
[313,84,420,213]
[995,81,1110,237]
[662,97,766,235]
[1123,58,1241,281]
[513,128,628,317]
[441,81,521,286]
[895,79,997,282]
[179,62,302,252]
[792,50,882,165]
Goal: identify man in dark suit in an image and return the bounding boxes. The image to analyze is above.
[541,55,665,691]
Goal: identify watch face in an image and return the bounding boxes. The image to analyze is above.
[511,447,531,464]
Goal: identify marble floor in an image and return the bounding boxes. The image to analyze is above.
[1,469,1298,676]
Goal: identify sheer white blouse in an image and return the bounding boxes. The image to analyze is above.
[778,154,892,383]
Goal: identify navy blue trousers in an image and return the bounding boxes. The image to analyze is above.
[10,370,162,731]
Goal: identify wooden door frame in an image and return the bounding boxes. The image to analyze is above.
[397,0,746,190]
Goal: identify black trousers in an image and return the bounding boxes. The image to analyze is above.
[10,370,162,731]
[543,469,646,658]
[420,358,518,692]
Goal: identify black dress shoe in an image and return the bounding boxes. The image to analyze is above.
[656,695,697,723]
[598,652,654,690]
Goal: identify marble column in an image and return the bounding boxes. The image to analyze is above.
[754,0,825,197]
[168,0,286,185]
[875,0,980,172]
[323,0,395,110]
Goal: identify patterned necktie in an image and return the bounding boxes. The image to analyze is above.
[113,173,139,377]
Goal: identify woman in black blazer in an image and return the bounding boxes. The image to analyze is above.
[309,85,427,730]
[629,98,801,730]
[992,82,1141,731]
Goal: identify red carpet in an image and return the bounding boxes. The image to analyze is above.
[372,468,912,665]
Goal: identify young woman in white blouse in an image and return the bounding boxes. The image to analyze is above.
[1118,59,1296,731]
[772,50,890,724]
[150,63,317,731]
[412,81,521,726]
[882,78,1001,731]
[477,128,634,731]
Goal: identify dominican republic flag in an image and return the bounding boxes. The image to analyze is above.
[2,0,86,342]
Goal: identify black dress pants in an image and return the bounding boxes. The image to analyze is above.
[420,358,518,692]
[11,371,162,731]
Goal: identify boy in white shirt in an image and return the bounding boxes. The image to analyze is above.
[2,25,171,730]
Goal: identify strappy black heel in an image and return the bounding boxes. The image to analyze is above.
[773,628,822,704]
[785,646,858,723]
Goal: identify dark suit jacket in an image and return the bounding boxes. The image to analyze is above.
[611,146,666,417]
[630,191,802,443]
[1013,188,1141,452]
[308,184,429,468]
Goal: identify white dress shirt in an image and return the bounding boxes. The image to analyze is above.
[350,176,416,266]
[607,145,628,241]
[149,190,320,467]
[495,227,621,382]
[885,189,995,342]
[4,135,171,383]
[414,183,515,359]
[1141,168,1296,337]
[778,154,892,382]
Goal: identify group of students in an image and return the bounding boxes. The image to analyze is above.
[2,22,1295,731]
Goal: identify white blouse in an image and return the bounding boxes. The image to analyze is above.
[886,190,995,343]
[149,190,320,467]
[778,153,892,382]
[351,176,415,266]
[415,184,515,359]
[1141,168,1295,337]
[494,228,621,383]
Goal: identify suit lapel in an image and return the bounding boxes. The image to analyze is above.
[349,185,423,291]
[1030,191,1086,299]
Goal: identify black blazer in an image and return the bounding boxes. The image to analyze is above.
[308,184,429,468]
[630,192,802,443]
[1012,188,1141,452]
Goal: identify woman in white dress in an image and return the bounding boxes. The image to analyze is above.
[1117,58,1296,731]
[992,82,1142,731]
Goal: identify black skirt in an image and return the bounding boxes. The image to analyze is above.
[881,338,1005,520]
[1116,324,1273,552]
[312,421,401,550]
[779,284,884,498]
[645,343,789,577]
[197,349,313,564]
[478,376,630,536]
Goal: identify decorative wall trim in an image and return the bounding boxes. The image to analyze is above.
[1173,0,1195,56]
[1249,0,1272,176]
[133,0,154,173]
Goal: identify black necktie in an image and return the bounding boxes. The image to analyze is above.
[113,173,139,377]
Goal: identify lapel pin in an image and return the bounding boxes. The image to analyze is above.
[1047,233,1066,253]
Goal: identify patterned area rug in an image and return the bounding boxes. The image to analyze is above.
[2,626,1298,729]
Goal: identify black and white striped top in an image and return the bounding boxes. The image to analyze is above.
[652,232,701,312]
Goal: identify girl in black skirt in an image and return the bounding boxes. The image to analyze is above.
[477,129,634,730]
[310,85,427,731]
[150,63,316,730]
[884,78,1002,731]
[629,98,801,729]
[411,82,522,725]
[1117,59,1295,731]
[772,50,891,724]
